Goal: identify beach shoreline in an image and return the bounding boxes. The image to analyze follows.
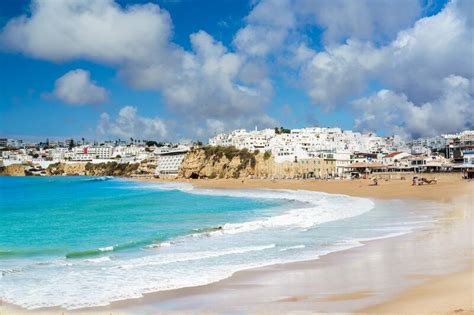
[1,174,472,314]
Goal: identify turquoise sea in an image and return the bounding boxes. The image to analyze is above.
[0,176,440,310]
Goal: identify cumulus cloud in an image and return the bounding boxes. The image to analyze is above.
[2,0,472,139]
[353,75,474,138]
[233,0,295,57]
[97,106,167,139]
[299,0,474,134]
[1,0,276,138]
[52,69,108,105]
[0,0,171,63]
[301,40,384,109]
[233,0,421,57]
[296,0,422,45]
[117,30,275,136]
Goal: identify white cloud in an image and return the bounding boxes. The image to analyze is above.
[233,0,421,57]
[97,106,167,139]
[301,40,384,109]
[0,0,277,138]
[120,30,274,128]
[53,69,108,105]
[2,0,472,138]
[296,0,422,45]
[353,75,474,138]
[0,0,171,64]
[233,0,295,57]
[300,0,473,120]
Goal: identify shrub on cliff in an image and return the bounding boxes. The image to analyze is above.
[238,148,256,169]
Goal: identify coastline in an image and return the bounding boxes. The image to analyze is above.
[123,174,473,314]
[1,174,472,314]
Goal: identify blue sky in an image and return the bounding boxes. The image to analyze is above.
[0,0,472,142]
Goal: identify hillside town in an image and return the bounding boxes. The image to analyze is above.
[1,127,473,178]
[208,127,474,178]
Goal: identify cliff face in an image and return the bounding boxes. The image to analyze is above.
[46,162,140,176]
[178,147,302,179]
[0,162,143,177]
[0,164,26,176]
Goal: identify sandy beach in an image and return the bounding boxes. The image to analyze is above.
[1,174,472,314]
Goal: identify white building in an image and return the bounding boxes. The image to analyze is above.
[51,148,69,160]
[381,151,412,166]
[155,147,189,176]
[463,151,474,165]
[87,146,113,159]
[208,127,406,164]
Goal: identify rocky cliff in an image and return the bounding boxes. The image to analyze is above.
[0,164,26,176]
[46,162,140,176]
[178,146,302,179]
[0,161,144,177]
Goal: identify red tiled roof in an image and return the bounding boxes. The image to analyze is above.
[383,151,403,158]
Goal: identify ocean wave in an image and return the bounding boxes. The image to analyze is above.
[65,240,153,259]
[0,248,61,259]
[279,245,306,252]
[195,192,373,236]
[1,268,22,277]
[84,256,112,263]
[89,176,114,182]
[140,183,375,237]
[145,241,172,249]
[114,244,276,270]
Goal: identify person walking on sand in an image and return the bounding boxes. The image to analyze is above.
[412,176,418,186]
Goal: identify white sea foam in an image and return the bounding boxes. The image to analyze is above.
[145,241,172,249]
[115,244,276,270]
[144,183,376,235]
[354,231,412,242]
[279,245,306,251]
[99,246,114,252]
[84,256,111,264]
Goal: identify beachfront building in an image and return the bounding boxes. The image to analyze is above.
[155,146,189,176]
[345,162,387,176]
[447,131,474,162]
[463,151,474,165]
[297,158,336,179]
[409,154,451,172]
[318,151,351,176]
[381,151,412,166]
